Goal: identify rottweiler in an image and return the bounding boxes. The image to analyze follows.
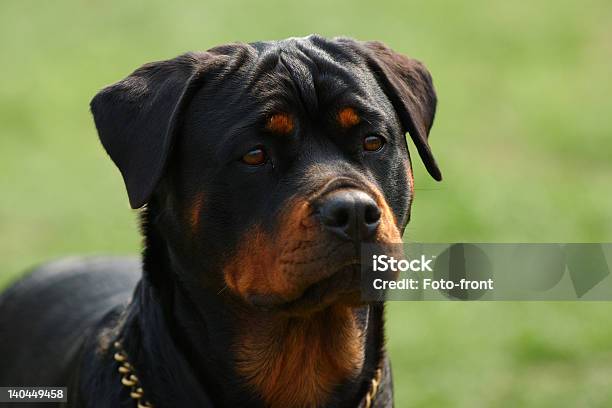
[0,35,441,408]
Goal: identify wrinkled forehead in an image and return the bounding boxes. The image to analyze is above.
[182,37,397,145]
[245,37,394,118]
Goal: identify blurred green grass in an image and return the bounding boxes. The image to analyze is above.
[1,0,611,406]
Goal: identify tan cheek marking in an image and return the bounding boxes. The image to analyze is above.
[368,185,402,244]
[189,193,205,232]
[337,107,360,128]
[378,199,402,242]
[223,227,285,300]
[223,199,313,301]
[406,160,414,197]
[266,113,294,134]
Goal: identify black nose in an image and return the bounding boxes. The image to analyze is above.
[317,189,381,241]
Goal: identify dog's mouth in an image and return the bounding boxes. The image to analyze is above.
[248,264,363,316]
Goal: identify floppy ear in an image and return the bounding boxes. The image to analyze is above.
[345,40,441,181]
[90,52,223,208]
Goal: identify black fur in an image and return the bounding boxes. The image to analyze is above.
[0,35,439,407]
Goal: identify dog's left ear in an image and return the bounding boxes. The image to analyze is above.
[90,52,228,208]
[341,40,442,181]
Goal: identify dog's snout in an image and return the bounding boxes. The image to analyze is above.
[317,189,381,241]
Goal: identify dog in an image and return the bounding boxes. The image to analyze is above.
[0,35,441,408]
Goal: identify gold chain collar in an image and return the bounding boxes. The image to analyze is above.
[114,340,382,408]
[113,341,154,408]
[364,367,383,408]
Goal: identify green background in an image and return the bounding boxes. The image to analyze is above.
[1,0,611,406]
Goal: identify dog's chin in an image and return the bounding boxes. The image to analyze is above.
[248,264,365,317]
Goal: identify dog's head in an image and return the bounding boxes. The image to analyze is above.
[91,35,440,315]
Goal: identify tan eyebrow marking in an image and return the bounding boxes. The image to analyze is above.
[337,107,360,128]
[266,113,294,134]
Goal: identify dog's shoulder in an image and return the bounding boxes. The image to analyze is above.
[0,256,140,386]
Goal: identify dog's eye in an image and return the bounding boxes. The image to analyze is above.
[241,147,267,166]
[363,135,385,152]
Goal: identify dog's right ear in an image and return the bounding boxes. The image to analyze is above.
[90,52,227,209]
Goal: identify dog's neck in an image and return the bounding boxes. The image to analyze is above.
[118,207,387,407]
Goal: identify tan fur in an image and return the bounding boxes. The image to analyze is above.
[266,113,294,134]
[188,192,205,232]
[224,185,401,407]
[223,188,401,303]
[222,199,318,302]
[371,188,402,244]
[234,305,365,408]
[337,107,360,128]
